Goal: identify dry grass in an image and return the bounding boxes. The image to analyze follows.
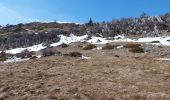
[102,44,119,50]
[0,42,170,100]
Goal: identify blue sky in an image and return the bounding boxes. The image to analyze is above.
[0,0,170,25]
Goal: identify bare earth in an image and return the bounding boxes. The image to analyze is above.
[0,43,170,100]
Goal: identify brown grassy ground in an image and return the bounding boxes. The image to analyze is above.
[0,42,170,100]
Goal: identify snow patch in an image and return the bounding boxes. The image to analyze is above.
[96,46,103,50]
[50,34,88,47]
[5,48,27,54]
[27,44,46,52]
[87,36,112,44]
[156,58,170,61]
[81,55,91,60]
[116,45,123,49]
[114,36,170,46]
[4,44,46,54]
[5,57,29,63]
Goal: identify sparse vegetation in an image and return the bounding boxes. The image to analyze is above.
[59,43,69,48]
[129,47,144,53]
[0,52,7,61]
[30,56,38,59]
[83,44,96,50]
[123,43,141,48]
[16,50,32,58]
[115,55,120,57]
[151,41,160,43]
[41,48,62,57]
[0,56,7,61]
[64,52,82,57]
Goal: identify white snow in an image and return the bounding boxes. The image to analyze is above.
[96,46,103,50]
[147,16,163,22]
[137,36,170,46]
[114,36,170,46]
[57,21,82,25]
[87,36,112,44]
[116,45,124,49]
[4,44,46,54]
[5,57,29,63]
[5,48,27,54]
[27,44,46,52]
[50,34,88,47]
[114,35,126,40]
[155,16,163,22]
[43,20,82,25]
[156,58,170,61]
[81,55,91,60]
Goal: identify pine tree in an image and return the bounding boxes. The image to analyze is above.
[88,18,93,26]
[140,12,149,18]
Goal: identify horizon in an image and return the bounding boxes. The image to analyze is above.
[0,0,170,25]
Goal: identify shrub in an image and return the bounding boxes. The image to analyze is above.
[129,47,144,53]
[83,44,96,50]
[107,37,114,40]
[0,56,6,61]
[0,52,7,61]
[115,55,120,57]
[167,40,170,42]
[41,48,62,57]
[16,50,32,58]
[59,43,69,48]
[151,41,160,43]
[64,52,82,57]
[123,43,141,48]
[30,56,38,59]
[102,44,119,50]
[42,48,55,57]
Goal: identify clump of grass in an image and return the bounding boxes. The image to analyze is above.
[59,43,69,48]
[102,45,119,50]
[151,41,160,43]
[30,56,38,59]
[129,47,144,53]
[41,48,62,57]
[64,52,82,57]
[123,43,141,48]
[83,44,96,50]
[0,52,7,61]
[0,56,7,61]
[115,55,120,57]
